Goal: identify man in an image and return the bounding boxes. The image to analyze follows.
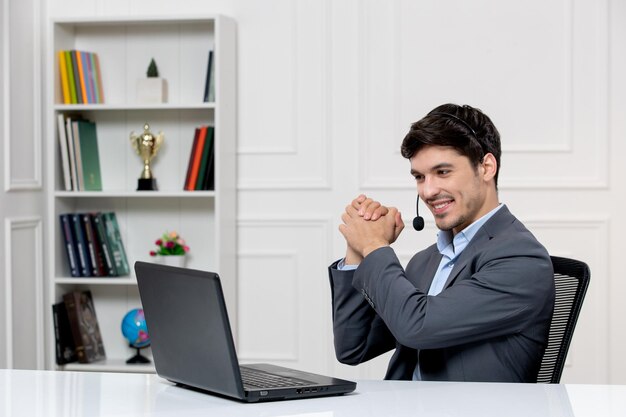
[329,103,555,382]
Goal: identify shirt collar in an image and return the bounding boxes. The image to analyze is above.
[436,204,504,256]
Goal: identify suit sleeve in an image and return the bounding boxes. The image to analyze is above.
[353,234,554,350]
[328,261,396,365]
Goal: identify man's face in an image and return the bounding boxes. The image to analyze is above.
[410,145,493,235]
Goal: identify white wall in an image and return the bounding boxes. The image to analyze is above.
[0,0,46,369]
[26,0,626,383]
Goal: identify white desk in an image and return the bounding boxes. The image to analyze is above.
[1,369,624,417]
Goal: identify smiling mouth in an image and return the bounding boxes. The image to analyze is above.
[429,200,454,215]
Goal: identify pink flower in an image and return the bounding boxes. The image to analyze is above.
[152,231,190,255]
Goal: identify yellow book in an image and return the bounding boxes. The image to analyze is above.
[58,50,70,104]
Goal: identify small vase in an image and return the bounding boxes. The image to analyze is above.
[154,255,186,268]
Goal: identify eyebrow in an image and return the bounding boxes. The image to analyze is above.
[410,162,454,176]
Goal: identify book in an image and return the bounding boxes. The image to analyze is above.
[76,51,94,104]
[52,302,78,365]
[70,50,84,104]
[56,113,72,191]
[59,214,80,277]
[63,290,106,363]
[84,52,97,104]
[76,120,102,191]
[70,213,91,277]
[202,127,216,190]
[88,53,101,103]
[91,212,117,276]
[93,53,104,103]
[77,51,89,104]
[186,126,207,190]
[70,119,84,191]
[184,128,201,190]
[57,51,70,104]
[64,51,77,104]
[102,212,130,276]
[81,213,106,276]
[208,52,216,102]
[195,126,213,190]
[65,116,79,191]
[203,127,215,190]
[203,50,213,102]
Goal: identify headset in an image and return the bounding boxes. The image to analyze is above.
[413,196,424,231]
[412,111,479,232]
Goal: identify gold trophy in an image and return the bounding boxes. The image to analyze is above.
[130,123,164,191]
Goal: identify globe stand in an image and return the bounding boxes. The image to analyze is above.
[126,344,151,364]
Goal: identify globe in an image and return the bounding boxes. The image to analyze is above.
[121,308,150,348]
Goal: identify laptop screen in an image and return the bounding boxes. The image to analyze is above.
[135,261,244,399]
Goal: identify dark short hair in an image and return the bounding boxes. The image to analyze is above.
[401,103,502,186]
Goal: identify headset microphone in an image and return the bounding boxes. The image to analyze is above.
[413,196,425,231]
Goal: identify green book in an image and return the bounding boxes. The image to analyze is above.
[64,51,77,104]
[102,212,130,276]
[201,127,215,190]
[76,120,102,191]
[91,213,117,276]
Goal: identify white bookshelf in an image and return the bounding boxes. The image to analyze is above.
[45,15,237,373]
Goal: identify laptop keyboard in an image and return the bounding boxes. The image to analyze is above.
[240,366,314,389]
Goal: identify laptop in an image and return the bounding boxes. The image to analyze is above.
[134,261,357,403]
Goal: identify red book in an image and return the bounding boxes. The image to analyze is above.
[186,126,207,191]
[184,128,201,190]
[81,213,106,276]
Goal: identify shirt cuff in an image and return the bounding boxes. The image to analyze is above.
[336,258,359,271]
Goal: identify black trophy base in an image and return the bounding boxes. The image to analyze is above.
[126,346,151,364]
[137,178,158,191]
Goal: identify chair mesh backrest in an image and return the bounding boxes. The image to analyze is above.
[536,256,590,383]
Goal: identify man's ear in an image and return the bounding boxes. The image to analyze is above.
[481,153,497,182]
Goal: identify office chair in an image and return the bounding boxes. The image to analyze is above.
[536,256,590,383]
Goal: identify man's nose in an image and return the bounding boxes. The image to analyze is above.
[420,176,440,200]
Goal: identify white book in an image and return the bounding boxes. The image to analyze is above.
[56,113,72,191]
[71,120,84,191]
[65,117,80,191]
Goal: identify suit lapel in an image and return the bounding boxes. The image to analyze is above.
[441,205,515,290]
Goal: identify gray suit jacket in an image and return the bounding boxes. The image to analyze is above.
[329,205,555,382]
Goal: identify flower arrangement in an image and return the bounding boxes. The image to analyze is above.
[149,231,190,256]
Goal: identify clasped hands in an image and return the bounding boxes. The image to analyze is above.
[339,194,404,265]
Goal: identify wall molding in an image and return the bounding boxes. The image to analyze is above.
[3,0,42,191]
[3,216,44,369]
[236,251,299,362]
[237,0,332,190]
[358,0,609,190]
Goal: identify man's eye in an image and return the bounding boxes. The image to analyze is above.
[438,170,450,176]
[414,175,424,182]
